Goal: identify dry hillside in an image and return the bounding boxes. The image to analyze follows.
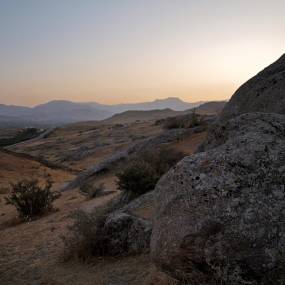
[7,121,163,171]
[0,114,207,285]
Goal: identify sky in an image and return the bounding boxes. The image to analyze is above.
[0,0,284,106]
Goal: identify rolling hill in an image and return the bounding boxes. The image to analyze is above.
[104,108,183,124]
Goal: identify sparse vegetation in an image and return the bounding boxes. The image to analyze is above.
[79,182,106,199]
[0,128,42,147]
[0,187,10,194]
[62,202,117,260]
[5,179,60,220]
[162,111,204,129]
[117,160,158,200]
[116,147,185,200]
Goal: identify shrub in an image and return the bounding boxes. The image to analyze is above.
[117,160,158,200]
[62,201,117,260]
[80,182,106,199]
[140,147,185,176]
[0,128,41,147]
[163,111,204,130]
[116,148,185,199]
[0,187,10,194]
[5,179,60,220]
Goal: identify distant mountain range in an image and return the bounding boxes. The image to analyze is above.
[0,97,204,127]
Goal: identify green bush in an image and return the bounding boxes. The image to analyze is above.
[116,148,185,199]
[5,179,60,220]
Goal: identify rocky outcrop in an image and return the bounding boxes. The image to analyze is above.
[220,54,285,120]
[151,113,285,284]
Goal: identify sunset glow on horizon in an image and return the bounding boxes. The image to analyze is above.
[0,0,284,106]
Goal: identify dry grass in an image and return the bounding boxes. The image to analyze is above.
[0,151,74,189]
[8,121,163,171]
[168,131,207,155]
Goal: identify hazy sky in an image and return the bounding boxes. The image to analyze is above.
[0,0,284,106]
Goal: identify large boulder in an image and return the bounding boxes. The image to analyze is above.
[151,113,285,284]
[94,192,154,256]
[220,54,285,120]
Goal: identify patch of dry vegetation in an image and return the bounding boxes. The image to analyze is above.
[5,179,61,221]
[80,182,106,199]
[157,111,205,130]
[0,128,42,147]
[116,147,185,200]
[62,200,119,260]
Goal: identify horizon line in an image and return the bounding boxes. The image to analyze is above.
[1,96,228,108]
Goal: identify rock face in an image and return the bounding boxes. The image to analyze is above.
[220,54,285,120]
[151,113,285,284]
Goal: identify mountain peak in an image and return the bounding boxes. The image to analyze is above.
[154,97,185,103]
